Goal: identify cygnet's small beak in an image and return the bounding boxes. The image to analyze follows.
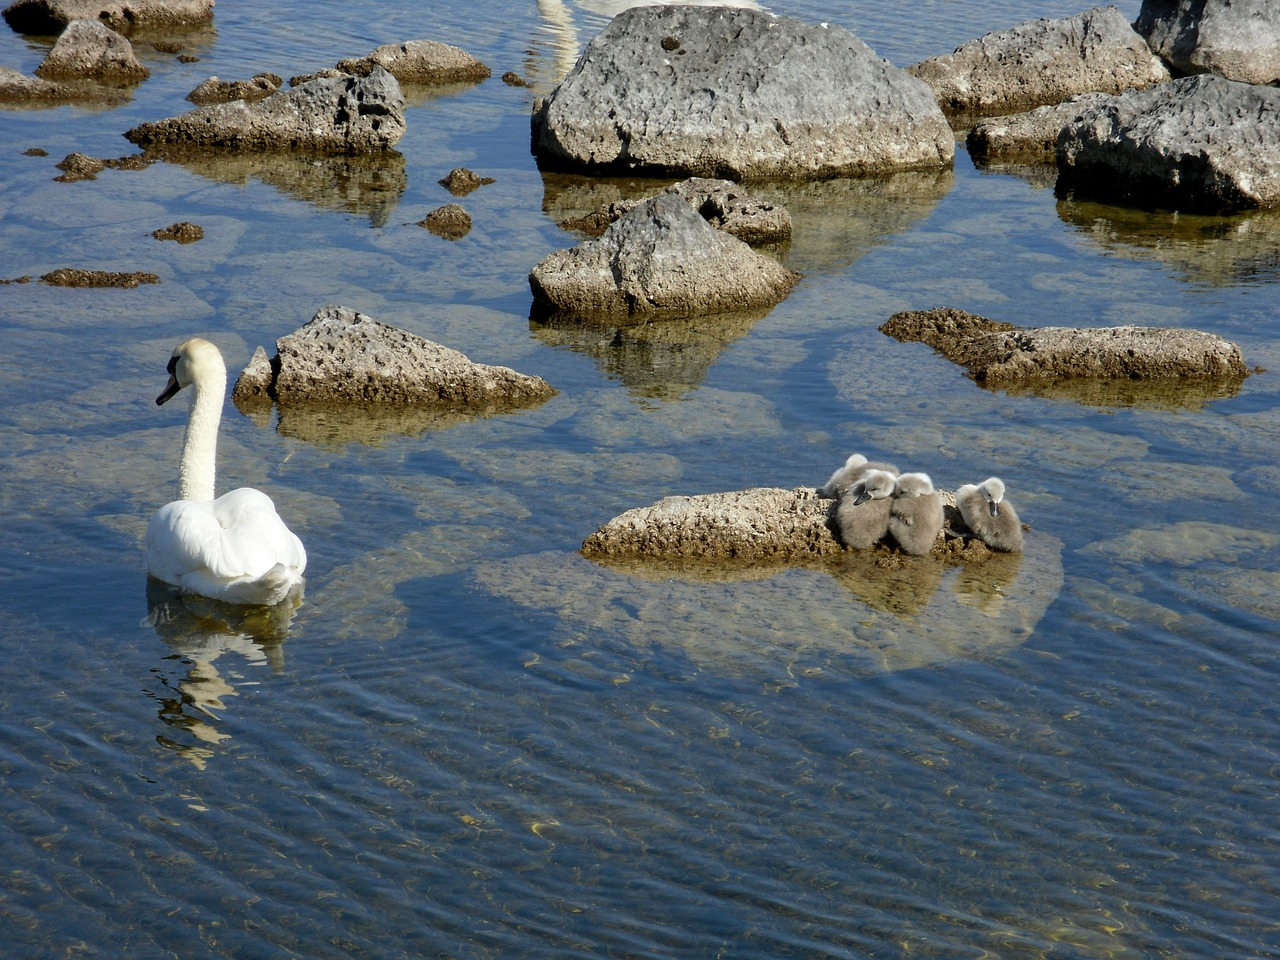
[987,500,1000,518]
[852,490,871,506]
[156,373,182,405]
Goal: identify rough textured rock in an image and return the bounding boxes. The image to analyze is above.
[152,220,202,242]
[908,6,1169,121]
[438,167,494,195]
[1135,0,1280,84]
[51,150,148,181]
[230,345,275,407]
[3,0,213,33]
[186,72,281,104]
[0,64,75,101]
[336,39,490,84]
[530,193,799,320]
[881,306,1249,383]
[561,177,792,245]
[234,304,556,408]
[1055,74,1280,212]
[125,67,405,153]
[531,5,952,179]
[419,203,471,239]
[967,93,1112,163]
[40,267,158,286]
[35,19,148,81]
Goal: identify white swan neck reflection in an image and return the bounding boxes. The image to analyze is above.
[145,338,306,606]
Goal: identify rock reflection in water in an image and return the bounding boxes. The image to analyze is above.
[140,148,407,226]
[988,374,1244,412]
[259,398,551,447]
[474,530,1061,679]
[144,577,301,768]
[1058,197,1280,288]
[530,306,770,399]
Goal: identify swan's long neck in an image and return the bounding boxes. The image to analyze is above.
[179,367,225,502]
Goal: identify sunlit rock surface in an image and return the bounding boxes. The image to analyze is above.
[35,18,148,82]
[909,6,1168,122]
[3,0,213,33]
[1135,0,1280,85]
[335,39,491,84]
[531,5,953,179]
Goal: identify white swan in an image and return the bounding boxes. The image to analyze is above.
[888,471,944,556]
[145,338,306,605]
[956,476,1024,553]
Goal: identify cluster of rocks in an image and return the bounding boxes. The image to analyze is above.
[231,304,555,411]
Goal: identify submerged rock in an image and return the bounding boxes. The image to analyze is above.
[40,267,158,287]
[881,306,1249,383]
[3,0,214,33]
[530,193,799,320]
[35,18,148,82]
[1056,75,1280,212]
[335,39,490,84]
[532,5,952,179]
[438,167,494,195]
[232,304,556,408]
[152,221,202,242]
[125,67,406,153]
[419,203,471,239]
[1135,0,1280,85]
[908,6,1168,121]
[186,72,281,105]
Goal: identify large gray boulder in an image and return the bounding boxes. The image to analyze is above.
[531,5,953,180]
[125,67,405,153]
[1135,0,1280,85]
[3,0,212,32]
[881,306,1249,383]
[34,19,147,81]
[909,6,1169,120]
[233,305,555,408]
[1055,74,1280,212]
[529,193,799,320]
[335,39,490,84]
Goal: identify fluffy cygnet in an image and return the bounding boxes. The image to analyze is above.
[818,453,899,499]
[835,469,897,548]
[888,472,944,556]
[956,476,1023,553]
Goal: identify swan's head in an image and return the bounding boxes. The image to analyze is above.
[157,337,226,405]
[979,477,1006,517]
[894,472,934,497]
[851,469,896,505]
[840,453,868,472]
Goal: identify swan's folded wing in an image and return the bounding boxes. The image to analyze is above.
[211,488,307,580]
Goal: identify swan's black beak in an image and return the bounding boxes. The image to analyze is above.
[852,489,871,506]
[988,501,1000,518]
[156,373,182,405]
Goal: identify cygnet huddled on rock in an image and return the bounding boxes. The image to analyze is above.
[835,469,897,548]
[818,453,899,499]
[888,472,944,556]
[956,476,1023,553]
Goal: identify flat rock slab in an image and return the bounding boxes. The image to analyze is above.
[1056,74,1280,212]
[561,177,792,245]
[1136,0,1280,85]
[125,67,405,152]
[532,5,952,179]
[335,39,490,84]
[967,93,1112,164]
[232,304,556,408]
[3,0,213,32]
[530,193,799,320]
[35,19,147,81]
[909,6,1168,121]
[882,306,1248,383]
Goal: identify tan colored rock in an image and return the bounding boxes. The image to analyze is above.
[186,73,281,105]
[336,39,490,84]
[3,0,213,32]
[35,19,148,81]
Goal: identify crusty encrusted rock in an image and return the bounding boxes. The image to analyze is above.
[881,306,1249,383]
[1135,0,1280,85]
[530,193,799,320]
[967,93,1112,164]
[532,5,952,179]
[186,72,281,105]
[125,67,405,153]
[336,39,490,84]
[908,6,1168,120]
[583,487,845,562]
[3,0,213,33]
[561,177,792,245]
[235,304,555,407]
[1055,74,1280,212]
[35,19,148,82]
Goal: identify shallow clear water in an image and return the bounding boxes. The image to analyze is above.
[3,1,1280,957]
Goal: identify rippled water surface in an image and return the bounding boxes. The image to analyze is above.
[3,1,1280,957]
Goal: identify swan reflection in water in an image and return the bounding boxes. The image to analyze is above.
[143,578,302,769]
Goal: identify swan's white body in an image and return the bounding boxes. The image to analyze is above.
[819,453,899,499]
[145,338,306,605]
[888,472,944,556]
[835,469,896,549]
[956,476,1023,553]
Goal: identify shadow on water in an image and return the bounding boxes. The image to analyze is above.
[472,530,1062,679]
[144,577,302,768]
[140,147,408,226]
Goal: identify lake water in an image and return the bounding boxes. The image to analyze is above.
[2,1,1279,957]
